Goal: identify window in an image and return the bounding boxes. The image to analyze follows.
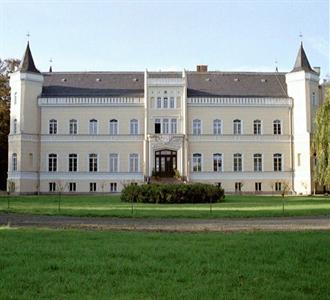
[213,153,223,172]
[49,119,57,135]
[68,154,78,172]
[69,182,76,192]
[233,153,242,172]
[213,119,222,135]
[89,119,98,135]
[170,97,175,108]
[233,119,241,135]
[312,92,317,106]
[90,182,96,192]
[156,97,162,108]
[253,154,262,172]
[235,182,242,192]
[273,153,282,171]
[297,153,301,167]
[69,119,78,135]
[171,119,177,134]
[255,182,262,192]
[129,154,139,172]
[193,119,201,135]
[110,182,117,192]
[109,153,118,172]
[109,119,118,135]
[275,182,282,191]
[253,120,261,135]
[89,153,98,172]
[273,120,281,135]
[14,92,17,105]
[192,153,202,172]
[48,153,57,172]
[12,153,17,171]
[162,119,169,134]
[163,97,168,108]
[130,119,138,135]
[49,182,56,192]
[155,118,161,134]
[13,119,17,134]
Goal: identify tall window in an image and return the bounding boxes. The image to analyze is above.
[13,119,17,134]
[233,119,241,135]
[12,153,17,171]
[109,153,118,172]
[109,119,118,135]
[253,120,261,135]
[129,154,139,172]
[14,92,17,105]
[233,153,242,172]
[48,153,57,172]
[192,153,202,172]
[155,118,161,134]
[69,119,78,135]
[193,119,201,135]
[89,119,98,135]
[170,97,175,108]
[49,119,57,135]
[68,154,78,172]
[213,119,222,135]
[312,92,317,106]
[163,97,168,108]
[213,153,223,172]
[156,97,162,108]
[162,119,169,134]
[273,120,281,135]
[273,153,282,171]
[130,119,138,135]
[90,182,96,192]
[171,119,177,134]
[49,182,56,192]
[110,182,117,192]
[253,153,262,172]
[69,182,76,192]
[89,153,98,172]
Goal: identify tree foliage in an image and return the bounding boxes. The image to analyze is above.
[312,84,330,188]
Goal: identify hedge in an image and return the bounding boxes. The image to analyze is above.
[120,183,225,204]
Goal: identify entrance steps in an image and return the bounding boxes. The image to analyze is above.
[149,177,183,185]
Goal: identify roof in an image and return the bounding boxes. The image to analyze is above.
[19,42,40,74]
[40,71,288,98]
[291,43,316,73]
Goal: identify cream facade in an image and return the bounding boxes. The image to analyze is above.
[7,43,326,194]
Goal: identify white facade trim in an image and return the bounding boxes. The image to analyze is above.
[38,97,144,106]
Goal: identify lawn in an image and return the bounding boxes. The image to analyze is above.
[0,228,329,299]
[0,194,329,218]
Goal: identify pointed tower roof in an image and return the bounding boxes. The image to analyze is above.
[19,42,40,73]
[291,43,316,73]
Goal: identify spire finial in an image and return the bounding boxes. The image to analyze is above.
[299,32,303,45]
[49,58,53,72]
[26,32,30,42]
[275,59,278,72]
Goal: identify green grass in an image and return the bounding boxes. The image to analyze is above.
[0,194,329,218]
[0,228,329,299]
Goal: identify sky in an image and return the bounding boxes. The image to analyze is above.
[0,0,329,78]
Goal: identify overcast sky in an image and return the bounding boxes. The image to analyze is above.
[0,0,329,77]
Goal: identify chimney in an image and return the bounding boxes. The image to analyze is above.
[196,65,208,72]
[313,67,320,75]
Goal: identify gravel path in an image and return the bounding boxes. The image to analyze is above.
[0,213,329,232]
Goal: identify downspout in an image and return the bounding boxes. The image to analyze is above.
[289,99,295,194]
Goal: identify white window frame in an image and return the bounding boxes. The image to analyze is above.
[110,182,117,192]
[233,153,243,172]
[12,153,17,171]
[109,119,119,135]
[130,119,139,135]
[253,120,262,135]
[213,119,222,135]
[49,182,56,192]
[68,153,78,172]
[69,119,78,135]
[233,119,242,135]
[273,153,282,171]
[170,118,177,134]
[49,119,57,135]
[213,153,223,172]
[156,97,162,108]
[253,153,263,172]
[162,118,169,134]
[192,153,202,172]
[48,153,57,172]
[192,119,202,135]
[69,182,76,192]
[89,182,97,192]
[89,153,98,172]
[129,153,139,172]
[169,97,175,108]
[13,119,18,134]
[109,153,119,173]
[273,120,282,135]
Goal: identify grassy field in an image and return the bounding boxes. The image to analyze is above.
[0,228,329,299]
[0,194,329,218]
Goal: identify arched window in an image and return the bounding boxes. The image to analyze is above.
[233,153,242,172]
[89,119,98,135]
[69,119,78,135]
[253,120,261,135]
[109,119,118,135]
[12,153,17,171]
[109,153,118,172]
[273,153,282,171]
[233,119,242,135]
[13,119,18,134]
[253,153,262,172]
[89,153,98,172]
[68,154,78,172]
[14,92,17,105]
[213,153,223,172]
[130,119,138,135]
[48,153,57,172]
[193,119,201,135]
[49,119,57,135]
[192,153,202,172]
[213,119,222,135]
[129,153,139,172]
[273,120,281,135]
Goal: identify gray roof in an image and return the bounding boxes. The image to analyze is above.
[19,42,40,74]
[186,72,288,98]
[291,43,316,73]
[41,71,288,98]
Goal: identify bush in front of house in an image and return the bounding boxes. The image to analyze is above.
[120,183,225,204]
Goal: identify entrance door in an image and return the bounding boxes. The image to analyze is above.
[155,150,177,177]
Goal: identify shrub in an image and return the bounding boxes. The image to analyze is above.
[121,183,225,204]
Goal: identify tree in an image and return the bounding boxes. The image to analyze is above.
[0,58,20,190]
[312,84,330,191]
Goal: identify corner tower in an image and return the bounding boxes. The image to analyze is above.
[8,42,44,193]
[286,43,320,194]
